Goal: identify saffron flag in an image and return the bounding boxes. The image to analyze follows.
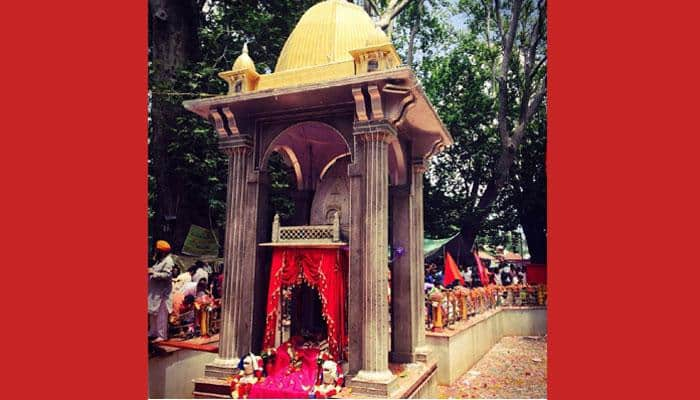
[474,249,490,286]
[443,251,465,286]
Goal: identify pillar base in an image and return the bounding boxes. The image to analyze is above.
[204,357,240,379]
[390,346,434,364]
[414,345,434,364]
[349,370,398,397]
[389,351,417,364]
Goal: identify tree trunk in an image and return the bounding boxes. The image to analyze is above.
[406,1,421,67]
[459,214,481,264]
[521,213,546,264]
[149,0,201,249]
[459,145,516,253]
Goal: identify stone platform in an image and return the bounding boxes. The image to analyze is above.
[192,360,438,399]
[426,306,547,385]
[149,346,218,398]
[340,361,438,398]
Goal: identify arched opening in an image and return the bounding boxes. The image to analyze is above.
[261,121,351,227]
[266,151,297,224]
[289,282,327,340]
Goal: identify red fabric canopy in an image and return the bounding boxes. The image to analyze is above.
[262,248,348,360]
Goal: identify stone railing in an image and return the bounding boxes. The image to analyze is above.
[425,284,547,332]
[268,211,342,245]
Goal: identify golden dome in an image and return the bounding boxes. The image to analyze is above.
[366,27,391,47]
[275,0,389,72]
[232,43,256,72]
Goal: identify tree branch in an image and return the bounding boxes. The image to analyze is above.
[529,54,547,80]
[526,0,546,76]
[406,0,422,66]
[493,0,504,45]
[511,78,546,145]
[366,0,380,16]
[377,0,416,30]
[525,79,547,124]
[496,0,523,145]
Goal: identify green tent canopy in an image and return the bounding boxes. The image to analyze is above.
[424,233,460,259]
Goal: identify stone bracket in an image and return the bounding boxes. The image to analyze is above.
[352,84,388,122]
[220,107,240,135]
[210,106,252,153]
[208,106,239,137]
[381,83,415,126]
[352,87,369,122]
[366,84,384,120]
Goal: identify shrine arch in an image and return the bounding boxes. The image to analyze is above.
[260,121,351,191]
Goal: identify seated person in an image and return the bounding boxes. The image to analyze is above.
[169,294,196,337]
[181,278,209,298]
[170,294,196,324]
[189,261,209,285]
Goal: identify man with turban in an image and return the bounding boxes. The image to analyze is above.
[149,240,175,342]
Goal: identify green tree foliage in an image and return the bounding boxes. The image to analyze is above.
[391,0,546,261]
[148,0,316,251]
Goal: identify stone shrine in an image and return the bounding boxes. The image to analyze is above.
[183,1,452,396]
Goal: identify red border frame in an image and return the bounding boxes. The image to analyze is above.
[4,1,700,398]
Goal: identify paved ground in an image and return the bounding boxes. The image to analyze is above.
[437,336,547,399]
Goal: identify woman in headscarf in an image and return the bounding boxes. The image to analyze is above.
[148,240,174,342]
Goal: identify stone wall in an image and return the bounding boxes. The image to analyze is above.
[425,307,547,385]
[149,349,217,398]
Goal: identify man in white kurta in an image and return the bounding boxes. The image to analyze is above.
[171,266,191,294]
[149,240,175,341]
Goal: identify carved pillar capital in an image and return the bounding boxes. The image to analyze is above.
[352,120,397,144]
[219,135,253,154]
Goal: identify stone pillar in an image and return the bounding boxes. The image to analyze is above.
[244,169,270,354]
[411,160,432,362]
[347,147,364,376]
[390,159,432,364]
[348,121,397,396]
[390,183,413,363]
[205,137,252,378]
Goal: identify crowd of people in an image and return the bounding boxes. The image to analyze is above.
[147,240,223,343]
[424,247,527,289]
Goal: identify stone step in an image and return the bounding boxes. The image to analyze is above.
[193,391,231,399]
[205,364,237,379]
[193,377,231,398]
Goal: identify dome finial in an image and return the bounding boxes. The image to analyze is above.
[231,42,257,73]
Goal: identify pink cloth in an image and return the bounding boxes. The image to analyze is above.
[249,341,320,399]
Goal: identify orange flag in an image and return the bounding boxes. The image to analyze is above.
[443,251,465,286]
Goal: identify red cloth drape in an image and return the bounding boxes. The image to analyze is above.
[473,250,490,286]
[263,248,348,360]
[443,251,465,286]
[249,341,320,399]
[527,264,547,284]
